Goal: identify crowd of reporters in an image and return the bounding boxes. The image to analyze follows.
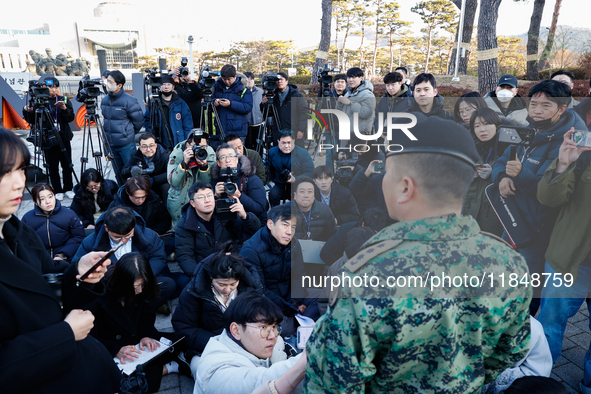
[8,62,591,393]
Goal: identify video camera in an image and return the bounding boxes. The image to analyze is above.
[79,75,102,98]
[144,67,171,98]
[179,57,190,77]
[318,64,339,97]
[220,166,239,195]
[198,66,221,95]
[335,159,357,186]
[27,79,51,102]
[262,74,279,92]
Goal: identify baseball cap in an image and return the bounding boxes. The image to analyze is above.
[497,75,518,88]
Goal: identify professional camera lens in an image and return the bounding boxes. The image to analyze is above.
[192,145,208,161]
[278,169,291,183]
[224,182,237,195]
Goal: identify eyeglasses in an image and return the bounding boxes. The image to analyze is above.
[140,144,156,150]
[194,193,214,201]
[244,324,282,338]
[218,155,237,161]
[110,231,134,243]
[86,183,101,191]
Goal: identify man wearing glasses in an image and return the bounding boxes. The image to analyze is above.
[195,293,306,394]
[212,64,253,142]
[211,143,267,225]
[175,182,260,277]
[268,130,315,207]
[225,133,267,184]
[121,132,170,200]
[72,207,176,313]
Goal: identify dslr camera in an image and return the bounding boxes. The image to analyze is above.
[179,57,190,77]
[220,166,239,195]
[186,145,209,169]
[130,161,155,177]
[216,197,237,221]
[278,169,291,183]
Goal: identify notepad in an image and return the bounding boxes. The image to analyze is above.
[114,337,173,375]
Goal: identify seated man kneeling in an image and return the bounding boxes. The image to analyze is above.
[195,292,306,394]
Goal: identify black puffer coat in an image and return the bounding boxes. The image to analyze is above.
[69,179,119,228]
[21,200,85,259]
[109,186,172,235]
[292,200,337,241]
[314,182,360,225]
[171,254,262,360]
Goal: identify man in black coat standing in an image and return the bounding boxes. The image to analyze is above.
[121,132,171,200]
[262,72,308,143]
[175,182,260,277]
[313,165,360,225]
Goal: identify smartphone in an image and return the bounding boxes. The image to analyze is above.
[572,130,591,148]
[297,326,314,349]
[374,162,385,173]
[76,241,124,284]
[498,126,536,146]
[56,100,65,105]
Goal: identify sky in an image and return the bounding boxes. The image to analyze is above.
[0,0,588,52]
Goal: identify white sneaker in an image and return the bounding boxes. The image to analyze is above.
[55,193,64,201]
[65,191,76,199]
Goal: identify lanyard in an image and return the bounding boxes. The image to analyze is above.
[298,208,312,239]
[485,147,493,164]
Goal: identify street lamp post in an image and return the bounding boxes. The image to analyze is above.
[452,0,467,82]
[187,35,195,78]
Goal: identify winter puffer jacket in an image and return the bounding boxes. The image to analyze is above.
[484,92,529,127]
[408,94,454,120]
[314,182,360,225]
[120,144,170,189]
[211,73,253,137]
[292,200,337,242]
[21,200,85,260]
[143,93,193,150]
[211,155,268,224]
[171,253,262,359]
[100,88,144,147]
[492,109,587,240]
[335,80,376,134]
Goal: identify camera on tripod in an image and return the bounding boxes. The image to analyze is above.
[318,64,339,96]
[198,66,221,94]
[144,67,171,98]
[28,80,51,101]
[179,57,190,77]
[220,166,239,195]
[79,75,102,98]
[262,74,279,92]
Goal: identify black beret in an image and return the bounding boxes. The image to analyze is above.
[386,113,479,167]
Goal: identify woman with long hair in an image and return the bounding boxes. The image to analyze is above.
[172,242,261,377]
[22,183,85,261]
[0,127,120,393]
[70,168,118,229]
[454,92,488,125]
[461,107,504,236]
[83,252,185,392]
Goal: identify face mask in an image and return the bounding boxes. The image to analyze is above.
[106,83,118,93]
[161,91,173,97]
[526,109,561,130]
[496,89,514,103]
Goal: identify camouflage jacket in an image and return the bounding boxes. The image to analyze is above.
[304,214,532,394]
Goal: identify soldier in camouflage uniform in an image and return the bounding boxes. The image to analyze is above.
[304,115,532,393]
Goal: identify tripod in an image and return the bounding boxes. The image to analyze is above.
[310,88,337,170]
[200,93,224,147]
[258,92,282,170]
[146,94,174,151]
[29,101,80,189]
[80,99,121,184]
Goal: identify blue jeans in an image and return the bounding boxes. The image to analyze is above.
[538,262,591,387]
[112,142,136,183]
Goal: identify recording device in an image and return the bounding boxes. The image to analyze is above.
[297,326,314,349]
[215,198,237,221]
[262,74,279,92]
[144,67,171,98]
[179,57,190,76]
[318,64,339,97]
[497,126,536,146]
[278,169,291,183]
[27,80,51,101]
[78,75,102,98]
[335,159,357,182]
[76,241,125,285]
[220,166,239,195]
[198,65,221,94]
[192,145,209,161]
[374,162,385,173]
[130,161,155,177]
[571,130,591,148]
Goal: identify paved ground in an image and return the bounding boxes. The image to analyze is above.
[13,128,590,393]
